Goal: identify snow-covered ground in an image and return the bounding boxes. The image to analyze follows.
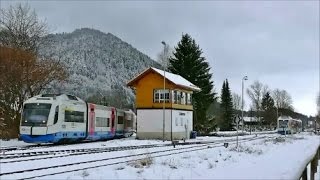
[1,132,319,179]
[0,133,272,153]
[0,130,275,150]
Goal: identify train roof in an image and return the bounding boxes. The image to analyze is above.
[278,116,302,122]
[25,94,86,103]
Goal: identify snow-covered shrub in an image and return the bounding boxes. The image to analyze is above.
[81,170,89,178]
[290,136,304,140]
[273,137,286,143]
[115,166,125,170]
[182,155,191,159]
[199,153,208,160]
[230,145,263,155]
[263,136,287,144]
[161,158,179,169]
[208,162,214,169]
[129,154,153,168]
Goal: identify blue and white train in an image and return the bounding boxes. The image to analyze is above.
[277,116,302,135]
[19,94,136,144]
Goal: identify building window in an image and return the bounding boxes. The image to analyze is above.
[175,117,178,126]
[187,93,192,105]
[180,118,183,126]
[154,89,170,103]
[173,90,178,104]
[177,91,181,104]
[180,92,186,105]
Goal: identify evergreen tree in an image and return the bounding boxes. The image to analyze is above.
[219,79,234,131]
[261,92,277,128]
[168,34,216,134]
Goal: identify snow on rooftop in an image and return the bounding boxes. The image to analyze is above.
[151,67,201,91]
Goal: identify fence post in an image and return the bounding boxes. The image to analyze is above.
[310,158,315,180]
[310,147,320,180]
[301,166,307,180]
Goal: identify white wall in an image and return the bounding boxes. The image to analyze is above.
[172,110,193,133]
[137,109,193,133]
[137,110,171,133]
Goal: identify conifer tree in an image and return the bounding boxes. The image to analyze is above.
[220,79,234,131]
[261,92,277,127]
[168,34,216,134]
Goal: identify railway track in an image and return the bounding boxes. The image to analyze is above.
[0,138,128,152]
[0,136,267,179]
[0,144,169,163]
[0,135,259,162]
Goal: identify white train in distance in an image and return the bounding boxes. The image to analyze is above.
[277,116,302,135]
[19,94,136,144]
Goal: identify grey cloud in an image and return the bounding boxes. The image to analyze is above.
[1,1,318,115]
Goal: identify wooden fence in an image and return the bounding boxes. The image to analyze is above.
[300,146,320,180]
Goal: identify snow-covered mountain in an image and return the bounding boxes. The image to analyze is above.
[39,28,161,107]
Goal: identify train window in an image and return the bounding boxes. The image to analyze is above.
[21,103,51,127]
[96,117,110,127]
[118,116,124,124]
[67,95,78,101]
[65,111,84,123]
[54,106,59,124]
[126,119,133,127]
[42,94,61,97]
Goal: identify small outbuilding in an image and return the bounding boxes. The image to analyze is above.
[127,67,200,140]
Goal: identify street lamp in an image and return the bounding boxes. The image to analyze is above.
[161,41,166,142]
[241,76,248,133]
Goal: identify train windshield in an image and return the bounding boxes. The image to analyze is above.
[279,120,288,128]
[21,103,52,126]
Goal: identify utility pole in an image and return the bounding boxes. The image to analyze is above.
[236,115,239,150]
[241,76,248,132]
[161,41,166,142]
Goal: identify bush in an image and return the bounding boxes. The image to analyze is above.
[128,154,153,168]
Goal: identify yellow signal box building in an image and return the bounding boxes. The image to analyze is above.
[127,67,200,140]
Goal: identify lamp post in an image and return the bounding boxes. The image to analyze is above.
[241,76,248,133]
[161,41,166,142]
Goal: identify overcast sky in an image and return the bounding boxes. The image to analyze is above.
[1,1,319,116]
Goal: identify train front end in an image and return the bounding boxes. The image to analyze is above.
[19,95,60,143]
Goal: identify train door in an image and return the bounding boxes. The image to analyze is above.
[111,108,115,136]
[89,104,96,137]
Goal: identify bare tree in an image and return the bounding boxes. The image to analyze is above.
[157,43,174,70]
[0,3,67,138]
[232,92,241,110]
[246,80,268,111]
[0,46,67,137]
[0,3,48,53]
[272,89,293,110]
